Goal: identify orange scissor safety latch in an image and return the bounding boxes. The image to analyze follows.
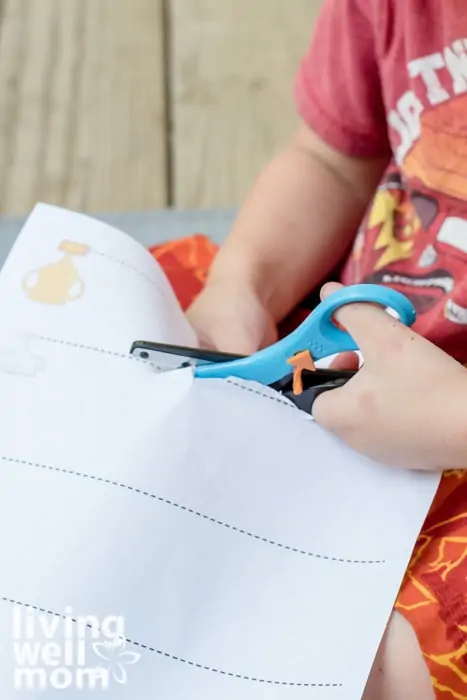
[287,350,316,395]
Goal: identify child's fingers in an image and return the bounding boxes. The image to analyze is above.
[319,281,413,366]
[328,351,360,371]
[332,302,410,366]
[320,281,344,300]
[312,380,357,435]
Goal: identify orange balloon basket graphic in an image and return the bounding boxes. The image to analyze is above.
[22,240,90,305]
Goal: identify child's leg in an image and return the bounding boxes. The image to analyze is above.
[363,611,434,700]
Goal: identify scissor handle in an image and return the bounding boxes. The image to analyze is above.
[194,284,416,385]
[298,283,416,356]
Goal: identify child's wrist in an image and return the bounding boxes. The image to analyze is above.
[206,254,273,307]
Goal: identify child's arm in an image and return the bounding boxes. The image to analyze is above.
[187,123,388,352]
[188,0,390,353]
[209,123,387,322]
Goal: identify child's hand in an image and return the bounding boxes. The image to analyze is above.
[186,280,278,355]
[313,283,467,471]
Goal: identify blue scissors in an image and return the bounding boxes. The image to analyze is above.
[130,284,416,413]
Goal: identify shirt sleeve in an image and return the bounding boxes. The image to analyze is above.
[294,0,391,158]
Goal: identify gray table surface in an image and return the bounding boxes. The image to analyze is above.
[0,208,236,267]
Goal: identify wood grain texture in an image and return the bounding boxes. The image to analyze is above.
[0,0,322,215]
[0,0,167,215]
[170,0,322,208]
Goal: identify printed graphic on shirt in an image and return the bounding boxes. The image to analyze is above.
[388,39,467,166]
[342,41,467,361]
[349,170,447,307]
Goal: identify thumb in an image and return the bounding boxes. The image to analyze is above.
[320,282,411,366]
[320,281,345,300]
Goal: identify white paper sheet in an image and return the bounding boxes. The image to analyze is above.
[0,204,440,699]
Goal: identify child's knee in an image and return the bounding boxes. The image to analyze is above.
[363,611,434,700]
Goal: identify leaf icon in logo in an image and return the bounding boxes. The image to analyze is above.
[92,635,141,685]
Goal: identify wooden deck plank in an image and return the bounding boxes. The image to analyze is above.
[0,0,168,216]
[170,0,322,208]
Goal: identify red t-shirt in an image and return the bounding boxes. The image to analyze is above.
[295,0,467,362]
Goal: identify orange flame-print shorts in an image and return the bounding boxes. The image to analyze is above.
[150,234,467,700]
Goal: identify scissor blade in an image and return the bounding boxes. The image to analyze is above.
[129,341,244,370]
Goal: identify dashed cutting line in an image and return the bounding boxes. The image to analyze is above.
[225,378,297,410]
[1,597,343,688]
[91,248,168,298]
[37,335,170,371]
[30,343,297,403]
[1,456,386,565]
[32,338,301,409]
[31,336,298,410]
